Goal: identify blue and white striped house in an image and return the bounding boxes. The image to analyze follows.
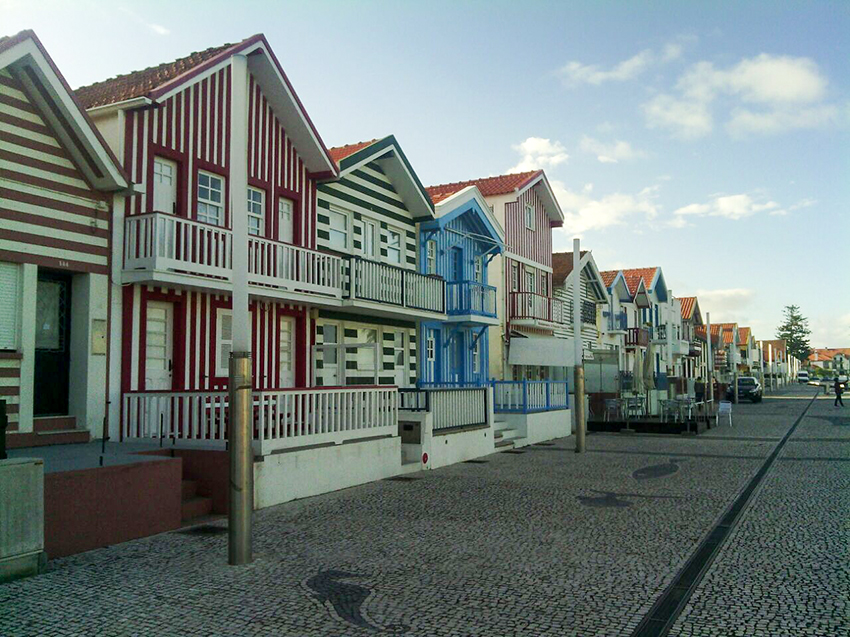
[419,185,504,387]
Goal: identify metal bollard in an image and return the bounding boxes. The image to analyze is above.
[0,399,8,460]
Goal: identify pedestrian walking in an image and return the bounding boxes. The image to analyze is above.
[835,377,845,407]
[695,377,705,403]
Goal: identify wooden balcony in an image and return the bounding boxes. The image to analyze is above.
[508,292,567,329]
[445,281,498,325]
[345,257,446,320]
[625,327,650,348]
[123,212,344,305]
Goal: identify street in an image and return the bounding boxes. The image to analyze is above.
[1,386,847,637]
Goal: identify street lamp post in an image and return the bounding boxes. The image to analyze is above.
[228,54,253,566]
[573,238,585,453]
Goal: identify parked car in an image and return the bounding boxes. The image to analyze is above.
[797,371,810,383]
[727,376,763,403]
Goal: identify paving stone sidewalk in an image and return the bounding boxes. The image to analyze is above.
[2,386,845,636]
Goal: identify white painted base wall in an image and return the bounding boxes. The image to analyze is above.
[500,409,572,448]
[425,427,493,470]
[253,436,402,509]
[0,458,45,581]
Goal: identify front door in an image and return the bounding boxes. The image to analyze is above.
[425,328,439,384]
[320,323,340,386]
[34,272,71,416]
[450,331,465,385]
[279,315,295,387]
[145,301,173,390]
[451,247,463,282]
[391,330,407,387]
[279,197,294,244]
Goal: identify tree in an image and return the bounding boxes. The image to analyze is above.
[776,305,812,362]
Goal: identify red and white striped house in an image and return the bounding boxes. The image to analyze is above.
[426,170,565,380]
[77,35,405,507]
[0,31,131,447]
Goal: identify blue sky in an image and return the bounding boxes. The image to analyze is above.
[5,0,848,348]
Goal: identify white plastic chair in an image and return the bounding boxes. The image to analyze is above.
[717,400,733,427]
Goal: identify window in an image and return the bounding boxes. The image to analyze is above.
[426,240,437,275]
[0,263,20,350]
[278,197,294,243]
[247,187,265,236]
[356,328,378,371]
[322,324,338,365]
[474,257,483,283]
[197,171,224,225]
[327,208,349,250]
[526,269,536,293]
[473,340,480,374]
[362,220,377,258]
[524,204,535,231]
[386,229,402,264]
[540,275,547,298]
[152,157,177,214]
[511,263,519,291]
[215,308,233,377]
[426,334,436,362]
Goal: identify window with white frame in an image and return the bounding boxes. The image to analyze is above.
[356,327,378,371]
[362,219,377,258]
[152,157,177,214]
[327,208,349,250]
[215,308,233,377]
[511,262,519,291]
[0,263,20,350]
[426,240,437,274]
[525,268,536,293]
[197,171,224,225]
[247,187,265,236]
[540,275,547,298]
[473,340,480,374]
[474,257,483,283]
[426,333,436,362]
[524,203,535,230]
[386,228,402,264]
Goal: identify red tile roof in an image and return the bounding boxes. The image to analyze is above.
[76,37,258,108]
[621,267,658,296]
[427,170,542,205]
[679,296,697,320]
[738,327,751,345]
[599,270,619,288]
[694,325,721,344]
[808,347,850,362]
[551,251,589,286]
[327,139,380,164]
[715,322,738,345]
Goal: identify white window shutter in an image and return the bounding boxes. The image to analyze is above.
[0,263,20,350]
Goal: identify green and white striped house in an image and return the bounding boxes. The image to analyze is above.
[313,136,442,388]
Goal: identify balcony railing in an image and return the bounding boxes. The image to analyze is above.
[508,292,567,325]
[347,257,445,314]
[490,380,569,413]
[124,212,344,298]
[625,327,650,348]
[651,324,668,341]
[446,281,497,318]
[121,385,397,454]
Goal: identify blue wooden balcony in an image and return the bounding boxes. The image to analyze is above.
[490,380,570,413]
[446,281,498,325]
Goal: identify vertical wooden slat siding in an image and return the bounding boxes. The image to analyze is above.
[0,68,110,272]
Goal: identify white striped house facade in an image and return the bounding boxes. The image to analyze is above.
[0,32,129,443]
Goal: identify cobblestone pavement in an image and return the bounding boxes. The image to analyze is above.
[2,386,846,636]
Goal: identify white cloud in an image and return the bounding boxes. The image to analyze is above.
[551,180,661,237]
[119,7,170,36]
[507,137,569,173]
[578,136,646,163]
[558,39,686,87]
[811,313,850,349]
[673,193,781,221]
[643,94,713,139]
[645,53,838,138]
[789,198,818,211]
[695,288,756,322]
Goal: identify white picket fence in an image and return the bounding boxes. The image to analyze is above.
[124,213,344,298]
[398,386,489,431]
[122,386,398,454]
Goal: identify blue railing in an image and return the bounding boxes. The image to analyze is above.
[446,281,497,318]
[490,380,569,413]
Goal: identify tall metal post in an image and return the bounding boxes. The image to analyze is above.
[768,343,774,393]
[228,53,253,565]
[573,238,585,453]
[666,291,674,397]
[759,341,766,394]
[732,327,739,404]
[705,312,713,403]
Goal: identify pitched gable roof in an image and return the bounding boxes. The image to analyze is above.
[0,29,130,191]
[680,296,697,320]
[599,270,619,288]
[327,139,380,164]
[738,327,751,345]
[621,267,659,296]
[551,251,588,287]
[75,33,336,176]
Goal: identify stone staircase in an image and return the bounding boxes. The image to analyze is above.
[180,478,213,524]
[493,416,525,450]
[32,416,90,446]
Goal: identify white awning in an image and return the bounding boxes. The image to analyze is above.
[508,336,576,367]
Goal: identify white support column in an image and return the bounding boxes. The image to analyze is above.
[17,264,37,434]
[572,238,584,453]
[230,54,250,352]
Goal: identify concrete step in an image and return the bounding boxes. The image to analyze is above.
[181,496,213,522]
[7,429,90,448]
[495,439,515,450]
[33,416,76,432]
[181,480,198,500]
[494,427,520,441]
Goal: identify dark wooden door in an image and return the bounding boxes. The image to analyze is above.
[34,272,72,416]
